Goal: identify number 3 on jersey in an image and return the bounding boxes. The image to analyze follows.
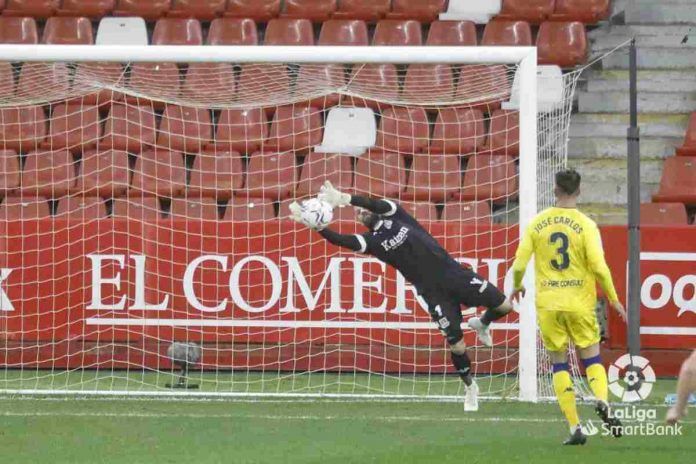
[549,232,570,270]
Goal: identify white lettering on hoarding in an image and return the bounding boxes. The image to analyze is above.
[350,258,387,313]
[86,254,126,310]
[282,257,345,313]
[229,256,282,313]
[183,255,228,313]
[0,268,14,311]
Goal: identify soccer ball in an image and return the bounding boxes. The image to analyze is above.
[301,198,333,230]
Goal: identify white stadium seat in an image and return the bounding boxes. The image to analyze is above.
[96,17,148,45]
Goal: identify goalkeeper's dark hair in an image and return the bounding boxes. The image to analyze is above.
[555,169,581,196]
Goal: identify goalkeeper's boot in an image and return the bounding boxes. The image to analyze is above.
[595,400,622,438]
[467,317,493,348]
[464,380,479,412]
[563,426,587,446]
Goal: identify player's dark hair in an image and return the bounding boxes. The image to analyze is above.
[555,169,581,196]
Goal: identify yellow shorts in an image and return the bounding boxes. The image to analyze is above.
[537,309,600,352]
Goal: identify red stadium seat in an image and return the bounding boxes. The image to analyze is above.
[157,105,213,153]
[345,64,399,110]
[461,155,518,204]
[127,62,181,109]
[426,20,477,46]
[498,0,555,23]
[376,107,430,155]
[676,112,696,157]
[551,0,610,23]
[223,197,276,221]
[283,0,337,22]
[55,196,106,219]
[652,157,696,205]
[333,0,390,21]
[237,64,290,112]
[169,197,220,220]
[0,150,20,195]
[430,108,486,156]
[130,149,187,198]
[212,108,269,155]
[387,0,447,22]
[537,21,588,68]
[113,0,170,21]
[46,104,101,153]
[16,63,70,101]
[318,19,368,45]
[0,196,50,219]
[42,17,93,44]
[182,63,236,104]
[2,0,58,18]
[0,16,38,43]
[295,64,345,108]
[0,105,47,152]
[456,65,511,112]
[111,197,162,220]
[482,110,519,156]
[102,103,157,153]
[266,105,323,152]
[188,150,243,200]
[373,20,423,46]
[296,152,352,197]
[482,20,533,46]
[169,0,226,20]
[353,150,405,198]
[441,201,492,223]
[402,64,454,103]
[399,201,439,222]
[57,0,115,19]
[72,62,125,106]
[152,19,203,46]
[207,18,258,45]
[264,18,314,45]
[403,154,461,202]
[244,151,297,200]
[640,203,688,226]
[0,62,13,97]
[74,149,130,198]
[225,0,280,22]
[20,149,75,197]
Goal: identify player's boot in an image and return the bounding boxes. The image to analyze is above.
[563,426,587,446]
[464,380,479,412]
[467,317,493,348]
[595,400,622,438]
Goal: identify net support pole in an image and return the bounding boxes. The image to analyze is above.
[517,49,538,402]
[627,39,641,356]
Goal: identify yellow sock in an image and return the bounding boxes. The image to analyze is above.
[586,363,609,403]
[553,369,580,429]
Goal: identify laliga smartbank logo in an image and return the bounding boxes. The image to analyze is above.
[608,353,656,402]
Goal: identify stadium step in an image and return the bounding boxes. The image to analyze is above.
[589,25,696,49]
[568,136,681,159]
[624,0,696,25]
[578,90,696,113]
[570,113,688,138]
[599,47,696,69]
[571,157,663,205]
[584,70,696,93]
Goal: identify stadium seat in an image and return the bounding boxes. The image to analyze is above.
[282,0,337,22]
[373,20,423,46]
[344,64,399,110]
[181,63,236,105]
[130,149,187,198]
[402,64,454,103]
[0,150,20,195]
[16,63,71,101]
[376,107,430,155]
[353,150,405,198]
[318,19,369,45]
[74,149,130,198]
[551,0,610,23]
[315,107,376,156]
[20,149,75,197]
[152,19,203,46]
[0,196,50,219]
[169,0,226,20]
[482,20,532,46]
[430,108,486,156]
[441,201,492,223]
[387,0,447,22]
[244,151,297,200]
[264,18,314,45]
[399,201,439,222]
[237,64,290,113]
[95,17,147,45]
[266,105,323,152]
[101,103,157,153]
[57,0,115,19]
[2,0,58,18]
[0,17,37,43]
[439,0,501,23]
[426,20,477,45]
[207,18,258,45]
[225,0,280,22]
[640,202,688,226]
[127,62,181,108]
[41,16,93,44]
[652,157,696,205]
[295,64,345,108]
[223,198,276,221]
[0,105,47,152]
[456,65,511,112]
[296,152,353,197]
[403,154,462,202]
[676,112,696,157]
[482,110,519,157]
[460,155,518,203]
[497,0,555,23]
[333,0,390,21]
[0,62,14,100]
[46,103,101,153]
[113,0,170,21]
[212,108,269,155]
[169,197,221,221]
[72,62,125,106]
[188,150,243,200]
[54,196,107,219]
[537,21,588,68]
[111,197,162,220]
[157,105,213,153]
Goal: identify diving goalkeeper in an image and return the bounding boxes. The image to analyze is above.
[289,181,516,411]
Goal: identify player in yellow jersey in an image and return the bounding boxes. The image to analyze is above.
[469,169,627,445]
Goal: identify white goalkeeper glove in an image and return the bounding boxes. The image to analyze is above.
[287,201,326,231]
[318,180,351,208]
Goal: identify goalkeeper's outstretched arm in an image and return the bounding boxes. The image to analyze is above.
[318,180,396,216]
[317,228,365,253]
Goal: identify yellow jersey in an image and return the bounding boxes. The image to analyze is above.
[512,206,619,313]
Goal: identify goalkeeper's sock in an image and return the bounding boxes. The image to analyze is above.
[552,363,580,431]
[480,306,510,326]
[451,351,473,387]
[583,356,609,403]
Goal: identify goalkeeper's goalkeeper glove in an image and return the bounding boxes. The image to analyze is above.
[287,201,326,231]
[318,180,351,208]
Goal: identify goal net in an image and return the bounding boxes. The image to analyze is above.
[0,45,582,400]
